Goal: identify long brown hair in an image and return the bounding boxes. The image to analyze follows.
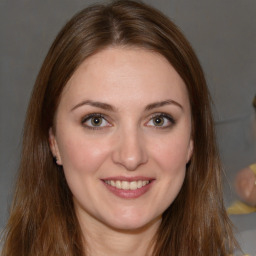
[1,1,238,255]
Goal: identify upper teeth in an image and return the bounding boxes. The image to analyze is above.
[104,180,150,190]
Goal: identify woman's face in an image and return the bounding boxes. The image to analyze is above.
[49,47,193,230]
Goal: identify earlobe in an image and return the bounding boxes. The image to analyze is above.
[186,139,193,163]
[49,128,62,165]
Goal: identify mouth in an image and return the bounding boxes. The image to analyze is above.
[101,177,154,199]
[103,180,150,190]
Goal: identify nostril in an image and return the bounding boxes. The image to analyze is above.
[111,130,148,171]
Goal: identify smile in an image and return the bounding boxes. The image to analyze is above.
[103,180,150,190]
[102,177,154,199]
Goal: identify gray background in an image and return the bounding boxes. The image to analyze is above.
[0,0,255,253]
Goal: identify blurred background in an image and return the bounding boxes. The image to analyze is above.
[0,0,255,254]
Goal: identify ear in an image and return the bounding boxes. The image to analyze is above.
[49,128,62,165]
[186,139,193,163]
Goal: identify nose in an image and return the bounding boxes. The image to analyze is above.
[112,128,148,171]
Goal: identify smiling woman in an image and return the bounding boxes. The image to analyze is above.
[1,1,239,256]
[49,48,193,235]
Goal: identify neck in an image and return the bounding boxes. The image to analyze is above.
[77,213,161,256]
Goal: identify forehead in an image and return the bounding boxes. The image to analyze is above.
[60,47,190,112]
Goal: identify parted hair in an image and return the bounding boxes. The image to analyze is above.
[1,1,238,255]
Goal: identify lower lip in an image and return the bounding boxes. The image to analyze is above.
[102,181,154,199]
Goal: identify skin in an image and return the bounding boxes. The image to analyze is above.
[235,166,256,206]
[49,47,193,256]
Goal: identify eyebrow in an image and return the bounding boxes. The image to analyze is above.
[71,99,183,112]
[71,100,116,112]
[145,99,183,111]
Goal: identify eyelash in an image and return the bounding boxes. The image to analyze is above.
[81,112,175,130]
[146,113,175,129]
[81,113,111,130]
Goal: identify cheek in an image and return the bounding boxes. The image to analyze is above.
[57,133,111,175]
[150,135,190,175]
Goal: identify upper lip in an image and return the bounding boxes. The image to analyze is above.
[101,176,155,182]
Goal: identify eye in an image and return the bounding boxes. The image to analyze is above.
[146,113,175,128]
[82,114,111,129]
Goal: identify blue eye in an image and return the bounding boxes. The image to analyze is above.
[82,114,110,129]
[146,114,175,128]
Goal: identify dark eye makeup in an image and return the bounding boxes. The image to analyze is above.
[146,113,176,128]
[81,113,111,130]
[81,112,176,130]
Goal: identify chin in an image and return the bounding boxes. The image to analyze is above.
[103,213,161,232]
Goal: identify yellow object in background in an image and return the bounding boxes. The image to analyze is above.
[227,201,256,215]
[250,164,256,176]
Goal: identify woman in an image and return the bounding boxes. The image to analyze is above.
[1,1,239,255]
